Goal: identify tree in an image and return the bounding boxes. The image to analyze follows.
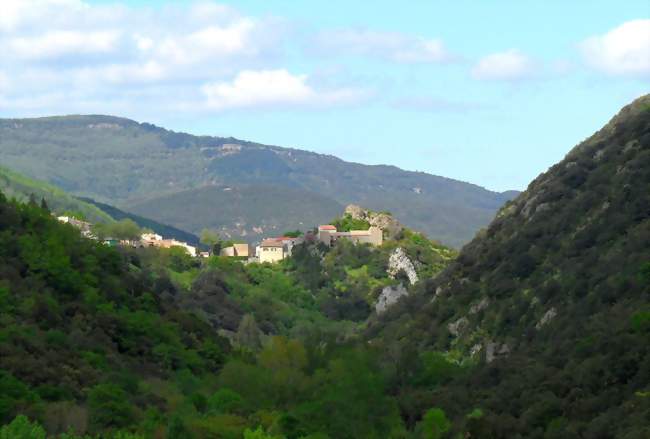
[93,219,142,241]
[208,389,245,415]
[640,262,650,284]
[282,230,303,238]
[416,408,451,439]
[235,314,262,351]
[87,383,135,430]
[200,229,221,253]
[0,415,45,439]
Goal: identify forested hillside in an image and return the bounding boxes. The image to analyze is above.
[0,115,516,247]
[0,196,457,437]
[367,95,650,437]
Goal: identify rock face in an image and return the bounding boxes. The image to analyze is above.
[535,307,558,329]
[344,204,404,239]
[375,284,409,314]
[469,297,489,315]
[447,317,469,337]
[485,341,511,363]
[387,247,419,285]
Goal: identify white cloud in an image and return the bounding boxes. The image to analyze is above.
[313,29,452,63]
[9,30,121,59]
[157,18,259,65]
[202,69,367,110]
[0,0,86,32]
[471,49,537,81]
[579,19,650,78]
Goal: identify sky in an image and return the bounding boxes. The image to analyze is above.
[0,1,648,191]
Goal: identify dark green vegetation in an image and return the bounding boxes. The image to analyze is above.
[0,115,516,247]
[0,192,455,437]
[369,95,650,437]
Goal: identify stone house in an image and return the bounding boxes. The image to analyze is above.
[258,239,286,263]
[220,243,250,258]
[317,225,383,247]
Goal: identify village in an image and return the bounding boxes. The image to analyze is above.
[56,214,384,263]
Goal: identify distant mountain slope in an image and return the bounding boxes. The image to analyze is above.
[0,115,516,247]
[126,184,344,240]
[0,165,200,245]
[0,166,113,223]
[78,197,201,246]
[368,95,650,436]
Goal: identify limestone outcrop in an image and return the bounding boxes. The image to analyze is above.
[375,284,409,314]
[387,247,418,285]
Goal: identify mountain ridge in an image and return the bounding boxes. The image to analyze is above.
[0,114,517,247]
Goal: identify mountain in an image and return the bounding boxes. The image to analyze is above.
[0,164,200,245]
[0,115,516,247]
[0,166,113,224]
[367,95,650,436]
[78,197,201,246]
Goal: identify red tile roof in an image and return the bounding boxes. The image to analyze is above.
[319,225,337,230]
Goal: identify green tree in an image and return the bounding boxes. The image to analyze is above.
[93,219,142,241]
[200,229,221,248]
[0,415,45,439]
[208,388,246,415]
[87,383,135,430]
[416,408,451,439]
[640,262,650,284]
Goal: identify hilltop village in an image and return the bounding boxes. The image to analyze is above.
[56,205,387,264]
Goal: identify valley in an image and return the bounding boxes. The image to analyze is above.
[0,95,648,438]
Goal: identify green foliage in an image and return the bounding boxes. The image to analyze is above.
[330,213,370,232]
[87,384,135,430]
[92,219,141,241]
[630,310,650,332]
[640,262,650,283]
[0,416,45,439]
[200,228,220,248]
[208,389,246,415]
[243,426,282,439]
[416,408,451,439]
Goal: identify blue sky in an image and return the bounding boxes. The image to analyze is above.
[1,1,648,191]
